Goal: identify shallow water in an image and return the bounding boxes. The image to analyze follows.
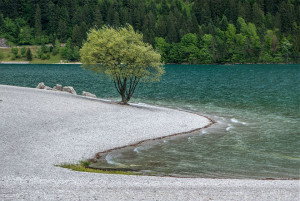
[1,64,299,179]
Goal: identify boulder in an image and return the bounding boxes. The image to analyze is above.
[36,82,45,89]
[53,84,63,91]
[44,86,52,90]
[63,86,77,95]
[82,91,97,98]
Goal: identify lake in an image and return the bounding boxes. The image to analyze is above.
[1,64,299,179]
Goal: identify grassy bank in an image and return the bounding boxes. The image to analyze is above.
[0,46,77,64]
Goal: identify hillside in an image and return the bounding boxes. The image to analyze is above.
[0,0,299,63]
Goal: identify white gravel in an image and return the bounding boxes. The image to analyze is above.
[0,85,299,201]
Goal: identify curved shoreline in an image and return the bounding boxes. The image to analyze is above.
[0,85,299,200]
[93,112,216,161]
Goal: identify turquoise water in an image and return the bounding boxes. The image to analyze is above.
[1,64,299,179]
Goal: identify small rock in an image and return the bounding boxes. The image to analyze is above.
[36,82,45,89]
[53,84,63,91]
[44,86,52,90]
[82,91,97,98]
[63,86,77,95]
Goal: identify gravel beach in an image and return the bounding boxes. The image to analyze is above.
[0,85,299,200]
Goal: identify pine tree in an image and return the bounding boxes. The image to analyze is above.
[252,3,264,27]
[35,4,42,37]
[166,12,179,43]
[52,38,60,55]
[57,19,67,41]
[113,11,120,27]
[93,7,102,27]
[71,25,83,47]
[161,0,169,15]
[26,48,32,61]
[0,12,4,33]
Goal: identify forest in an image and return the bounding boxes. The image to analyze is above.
[0,0,299,63]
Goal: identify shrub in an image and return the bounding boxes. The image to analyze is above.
[21,47,26,57]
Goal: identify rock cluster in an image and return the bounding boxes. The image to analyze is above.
[36,82,77,95]
[36,82,97,98]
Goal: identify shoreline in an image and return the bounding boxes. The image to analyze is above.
[1,61,299,65]
[91,111,216,164]
[0,85,299,200]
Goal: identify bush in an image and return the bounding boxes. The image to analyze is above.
[0,51,4,60]
[41,53,47,60]
[37,48,43,58]
[11,47,19,58]
[21,47,26,57]
[26,48,32,61]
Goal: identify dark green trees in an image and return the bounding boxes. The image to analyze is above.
[0,0,298,63]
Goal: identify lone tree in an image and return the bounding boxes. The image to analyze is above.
[80,25,164,104]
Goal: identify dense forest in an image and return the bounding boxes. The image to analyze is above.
[0,0,299,63]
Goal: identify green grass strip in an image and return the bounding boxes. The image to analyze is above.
[56,161,140,176]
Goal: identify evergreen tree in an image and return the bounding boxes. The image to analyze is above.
[252,3,264,27]
[93,7,102,27]
[71,25,83,47]
[166,12,179,43]
[26,48,32,61]
[0,13,4,33]
[35,4,42,37]
[52,38,60,55]
[57,19,67,41]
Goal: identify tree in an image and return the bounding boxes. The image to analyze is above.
[35,4,42,37]
[80,25,164,104]
[21,47,26,57]
[11,47,19,58]
[26,48,32,61]
[71,24,84,47]
[180,33,200,63]
[280,37,292,62]
[52,38,60,55]
[154,37,170,62]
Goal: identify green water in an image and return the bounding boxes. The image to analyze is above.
[1,64,299,179]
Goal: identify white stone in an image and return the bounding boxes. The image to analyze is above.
[53,84,63,91]
[44,86,52,90]
[82,91,97,98]
[36,82,45,89]
[63,86,77,95]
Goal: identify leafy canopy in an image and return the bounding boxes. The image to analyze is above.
[80,25,164,81]
[80,25,164,103]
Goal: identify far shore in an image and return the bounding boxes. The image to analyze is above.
[1,61,298,65]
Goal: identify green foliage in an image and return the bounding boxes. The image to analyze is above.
[154,37,170,62]
[0,51,4,60]
[34,4,42,37]
[52,38,60,56]
[80,25,164,104]
[0,0,299,63]
[37,48,43,59]
[20,47,26,57]
[180,33,200,63]
[11,47,18,58]
[26,48,32,61]
[280,37,292,62]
